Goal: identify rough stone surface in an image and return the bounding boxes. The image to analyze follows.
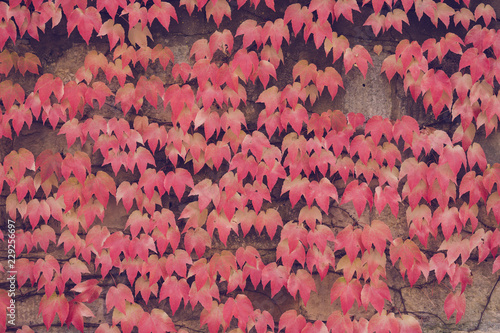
[342,51,394,119]
[475,131,500,165]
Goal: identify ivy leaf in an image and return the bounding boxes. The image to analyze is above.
[121,2,148,30]
[364,116,393,145]
[112,303,144,333]
[128,24,153,49]
[389,238,428,283]
[444,291,466,323]
[67,7,102,44]
[335,225,363,262]
[385,9,409,33]
[364,13,385,36]
[205,0,231,27]
[459,171,488,207]
[251,59,276,89]
[244,181,271,212]
[454,8,474,30]
[0,49,18,77]
[367,311,400,332]
[210,29,233,57]
[166,249,193,278]
[241,131,271,161]
[14,53,38,76]
[71,279,102,304]
[257,85,283,115]
[139,309,176,333]
[284,4,312,36]
[307,245,336,280]
[66,301,94,333]
[421,69,452,105]
[159,276,190,315]
[431,2,454,28]
[307,178,339,214]
[262,18,289,52]
[261,262,288,297]
[98,20,125,49]
[136,76,165,109]
[236,19,263,49]
[134,276,158,304]
[106,284,134,314]
[189,179,220,212]
[344,45,373,78]
[287,269,316,306]
[474,3,496,27]
[399,314,423,332]
[315,67,343,99]
[39,293,69,330]
[459,48,489,84]
[60,151,91,185]
[309,0,335,23]
[381,54,404,81]
[247,309,274,333]
[102,232,129,263]
[0,18,17,49]
[164,168,194,201]
[254,208,283,240]
[0,80,24,112]
[147,2,178,31]
[361,280,391,313]
[330,277,362,315]
[429,253,451,283]
[301,321,329,333]
[281,104,309,133]
[374,185,401,217]
[362,220,393,254]
[334,0,360,23]
[341,180,373,218]
[439,144,467,176]
[282,175,310,208]
[172,62,192,83]
[184,227,211,257]
[467,142,487,171]
[61,258,89,286]
[450,264,473,294]
[207,210,238,246]
[278,309,306,333]
[115,83,142,115]
[293,60,317,89]
[220,108,247,136]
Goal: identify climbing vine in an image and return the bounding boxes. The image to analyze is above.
[0,0,500,332]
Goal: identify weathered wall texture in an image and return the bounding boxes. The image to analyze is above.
[1,1,500,332]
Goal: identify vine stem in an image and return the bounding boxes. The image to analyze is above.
[474,274,500,331]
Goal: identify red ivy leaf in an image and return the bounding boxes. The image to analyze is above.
[330,277,362,315]
[341,180,373,218]
[335,225,363,262]
[106,284,135,314]
[67,7,102,44]
[444,291,466,323]
[147,2,178,31]
[98,20,125,49]
[39,293,69,330]
[361,280,391,313]
[278,310,307,333]
[205,0,231,27]
[344,45,373,78]
[287,269,316,306]
[262,18,290,53]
